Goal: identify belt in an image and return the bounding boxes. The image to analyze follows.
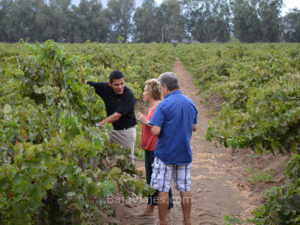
[114,125,135,130]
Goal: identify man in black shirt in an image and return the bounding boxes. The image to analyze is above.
[85,70,137,164]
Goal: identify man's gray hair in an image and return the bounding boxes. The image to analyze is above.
[157,72,179,91]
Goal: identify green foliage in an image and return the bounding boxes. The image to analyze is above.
[179,42,300,225]
[133,0,159,43]
[258,0,283,42]
[230,0,262,42]
[224,215,247,224]
[248,169,274,184]
[157,0,186,42]
[223,155,300,224]
[107,0,135,42]
[260,186,279,200]
[0,41,175,224]
[178,42,300,155]
[283,9,300,42]
[184,0,231,42]
[251,155,300,225]
[242,166,274,184]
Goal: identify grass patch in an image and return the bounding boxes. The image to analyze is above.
[242,166,275,184]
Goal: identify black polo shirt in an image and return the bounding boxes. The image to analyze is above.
[87,81,137,130]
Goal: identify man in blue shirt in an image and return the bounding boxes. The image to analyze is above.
[149,72,198,225]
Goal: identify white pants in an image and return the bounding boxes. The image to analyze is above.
[109,127,136,164]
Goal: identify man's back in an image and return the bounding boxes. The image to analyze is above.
[150,90,198,165]
[149,72,196,225]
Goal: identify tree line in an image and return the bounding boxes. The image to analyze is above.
[0,0,299,43]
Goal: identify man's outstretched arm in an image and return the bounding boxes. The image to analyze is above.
[96,112,122,127]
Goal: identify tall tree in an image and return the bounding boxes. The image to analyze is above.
[107,0,135,42]
[72,0,110,42]
[0,0,13,41]
[0,0,42,42]
[182,0,208,42]
[156,0,186,43]
[34,0,73,42]
[211,0,231,42]
[183,0,230,42]
[231,0,262,42]
[283,8,300,42]
[133,0,159,42]
[35,0,57,41]
[258,0,283,42]
[49,0,73,42]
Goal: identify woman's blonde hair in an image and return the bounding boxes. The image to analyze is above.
[145,79,162,100]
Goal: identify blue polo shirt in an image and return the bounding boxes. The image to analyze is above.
[150,90,198,165]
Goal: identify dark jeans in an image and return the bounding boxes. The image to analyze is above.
[145,151,173,209]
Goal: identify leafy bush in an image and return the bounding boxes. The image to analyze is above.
[178,42,300,154]
[252,155,300,225]
[0,41,174,224]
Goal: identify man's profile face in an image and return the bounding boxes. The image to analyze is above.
[160,84,168,97]
[109,78,125,95]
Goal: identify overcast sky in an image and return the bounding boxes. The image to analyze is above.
[281,0,300,9]
[281,0,300,14]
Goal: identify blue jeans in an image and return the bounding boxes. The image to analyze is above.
[145,151,173,208]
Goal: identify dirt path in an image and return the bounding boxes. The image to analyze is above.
[107,58,259,225]
[166,58,257,224]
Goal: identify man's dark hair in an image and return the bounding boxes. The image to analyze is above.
[109,70,124,83]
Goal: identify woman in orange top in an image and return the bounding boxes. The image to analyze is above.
[136,79,173,218]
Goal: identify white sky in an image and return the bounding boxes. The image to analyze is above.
[282,0,300,14]
[284,0,300,9]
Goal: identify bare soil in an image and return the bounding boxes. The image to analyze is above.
[103,58,290,225]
